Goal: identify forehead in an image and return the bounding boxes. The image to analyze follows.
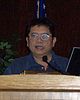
[30,25,50,33]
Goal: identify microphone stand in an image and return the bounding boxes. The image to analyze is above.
[42,56,65,74]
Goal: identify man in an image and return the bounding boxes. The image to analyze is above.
[4,17,68,74]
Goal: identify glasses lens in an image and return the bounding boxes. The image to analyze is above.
[30,33,38,39]
[41,33,50,40]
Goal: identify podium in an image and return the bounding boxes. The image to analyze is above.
[0,74,80,100]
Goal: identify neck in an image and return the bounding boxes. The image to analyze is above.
[33,53,52,62]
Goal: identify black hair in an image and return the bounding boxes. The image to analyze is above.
[25,17,56,37]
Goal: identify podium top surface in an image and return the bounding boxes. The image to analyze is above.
[0,74,80,91]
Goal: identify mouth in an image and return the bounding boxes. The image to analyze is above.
[35,45,44,50]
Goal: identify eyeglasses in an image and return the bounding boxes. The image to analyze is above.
[29,32,51,41]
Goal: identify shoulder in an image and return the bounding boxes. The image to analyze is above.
[4,53,34,74]
[13,53,33,64]
[52,51,68,62]
[7,53,34,69]
[54,53,68,63]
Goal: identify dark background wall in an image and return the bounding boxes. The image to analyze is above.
[0,0,80,57]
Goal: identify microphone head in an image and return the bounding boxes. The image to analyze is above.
[42,55,48,62]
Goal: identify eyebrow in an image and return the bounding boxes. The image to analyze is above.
[31,32,51,35]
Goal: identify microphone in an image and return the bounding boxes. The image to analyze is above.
[42,56,48,63]
[42,55,64,74]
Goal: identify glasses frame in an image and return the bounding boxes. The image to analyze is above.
[29,32,52,41]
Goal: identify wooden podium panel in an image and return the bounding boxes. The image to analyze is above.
[0,74,80,100]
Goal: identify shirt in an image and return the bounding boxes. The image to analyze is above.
[4,51,68,75]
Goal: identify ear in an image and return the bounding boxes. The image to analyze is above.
[52,37,57,47]
[26,37,29,47]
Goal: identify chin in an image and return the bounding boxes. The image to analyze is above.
[34,52,48,56]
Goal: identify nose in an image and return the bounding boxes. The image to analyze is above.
[37,36,43,42]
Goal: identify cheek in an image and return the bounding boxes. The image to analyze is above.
[28,40,35,49]
[45,40,53,47]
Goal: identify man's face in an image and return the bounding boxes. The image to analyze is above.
[26,25,56,57]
